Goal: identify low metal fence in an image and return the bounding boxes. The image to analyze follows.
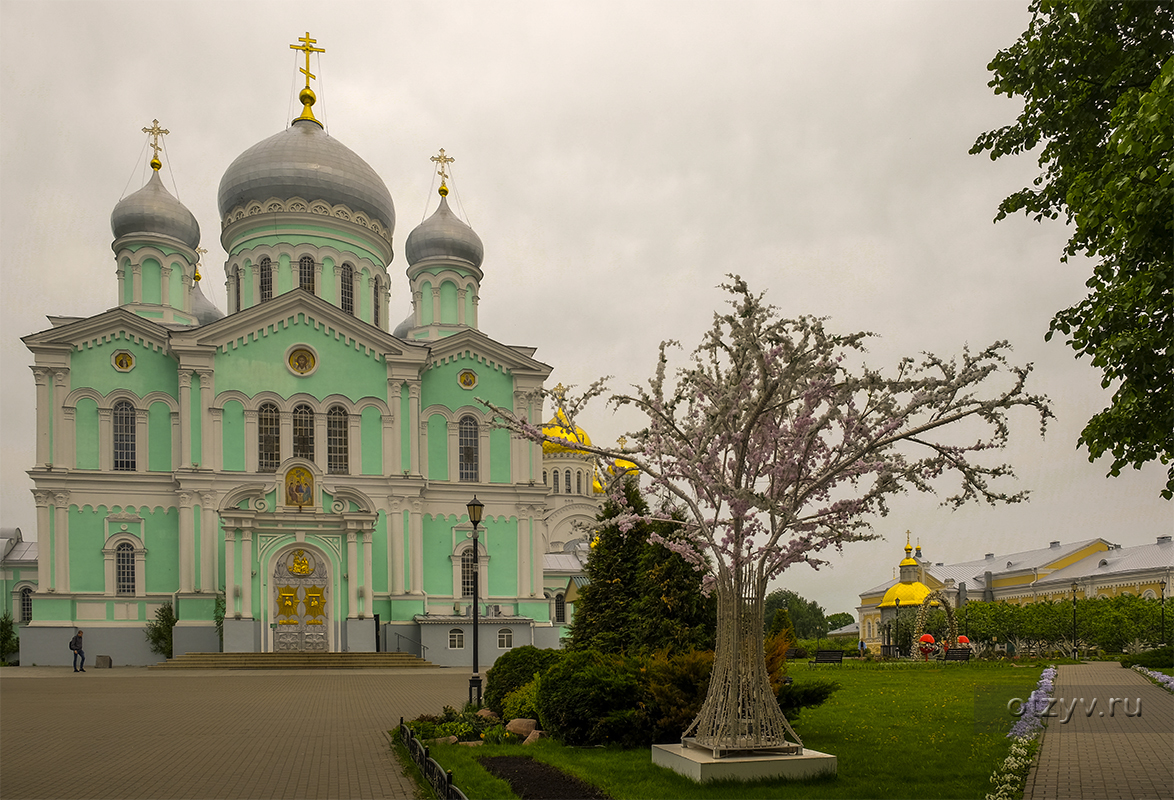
[398,718,469,800]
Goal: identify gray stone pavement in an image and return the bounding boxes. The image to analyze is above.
[1,666,472,799]
[1024,661,1173,800]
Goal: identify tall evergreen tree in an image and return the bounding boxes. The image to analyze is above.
[569,478,715,654]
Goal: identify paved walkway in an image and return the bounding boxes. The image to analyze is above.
[1024,661,1173,800]
[0,666,471,799]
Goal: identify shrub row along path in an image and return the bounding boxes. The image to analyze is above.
[1024,661,1173,800]
[0,666,470,799]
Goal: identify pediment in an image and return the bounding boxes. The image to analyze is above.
[173,289,426,364]
[22,307,171,355]
[426,328,552,377]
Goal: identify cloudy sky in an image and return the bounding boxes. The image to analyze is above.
[1,0,1167,617]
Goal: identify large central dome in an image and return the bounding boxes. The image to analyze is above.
[217,119,395,234]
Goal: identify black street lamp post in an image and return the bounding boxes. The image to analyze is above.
[466,496,484,706]
[894,598,901,658]
[1071,582,1079,661]
[1161,580,1167,646]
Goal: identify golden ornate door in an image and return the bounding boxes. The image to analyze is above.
[273,548,329,652]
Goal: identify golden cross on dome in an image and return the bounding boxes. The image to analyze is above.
[617,436,627,449]
[142,119,169,170]
[290,32,325,89]
[431,148,455,196]
[551,383,567,400]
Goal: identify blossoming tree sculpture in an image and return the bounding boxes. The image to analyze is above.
[485,277,1051,757]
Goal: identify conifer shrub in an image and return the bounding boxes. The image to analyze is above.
[776,678,841,721]
[1120,645,1173,670]
[144,602,177,658]
[0,610,18,664]
[483,645,564,716]
[645,649,713,743]
[502,679,541,722]
[534,649,650,747]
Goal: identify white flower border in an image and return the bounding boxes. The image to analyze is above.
[1132,665,1174,693]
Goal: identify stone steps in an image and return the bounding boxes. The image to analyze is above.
[150,651,434,669]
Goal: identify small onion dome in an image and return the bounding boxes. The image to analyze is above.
[391,313,414,339]
[878,580,934,608]
[405,195,484,269]
[111,170,200,249]
[608,457,639,476]
[217,119,395,234]
[190,281,225,325]
[919,634,935,644]
[899,541,918,567]
[542,410,592,454]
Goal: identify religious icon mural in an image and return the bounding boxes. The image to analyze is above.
[285,467,314,508]
[288,347,316,375]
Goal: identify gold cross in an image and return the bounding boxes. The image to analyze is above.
[617,436,627,449]
[290,32,325,89]
[430,148,455,196]
[142,119,169,167]
[552,382,567,400]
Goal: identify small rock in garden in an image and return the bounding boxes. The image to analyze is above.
[522,730,543,745]
[506,718,537,737]
[458,740,484,747]
[429,735,458,745]
[476,708,499,720]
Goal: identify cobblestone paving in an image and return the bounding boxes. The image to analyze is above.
[1,666,470,799]
[1023,661,1173,800]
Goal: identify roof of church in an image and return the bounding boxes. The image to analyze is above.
[405,194,484,270]
[110,168,200,249]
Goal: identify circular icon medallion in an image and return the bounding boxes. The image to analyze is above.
[457,369,478,390]
[288,348,316,375]
[112,351,135,372]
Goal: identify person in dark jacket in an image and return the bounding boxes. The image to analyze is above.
[69,630,85,672]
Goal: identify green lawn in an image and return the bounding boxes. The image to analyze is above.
[419,662,1045,800]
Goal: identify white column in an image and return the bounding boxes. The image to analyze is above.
[97,408,113,471]
[178,492,195,593]
[457,287,467,325]
[384,411,397,476]
[314,411,327,472]
[224,528,237,617]
[243,409,258,473]
[131,263,142,303]
[408,384,421,474]
[199,490,218,592]
[389,500,404,595]
[409,500,424,594]
[347,532,359,618]
[430,286,441,324]
[447,419,458,482]
[170,411,181,470]
[135,408,149,472]
[53,492,70,593]
[209,407,223,472]
[196,369,214,468]
[348,413,361,475]
[52,369,69,468]
[160,264,172,308]
[34,492,51,590]
[362,531,373,617]
[241,530,253,619]
[178,372,193,467]
[280,409,293,465]
[31,368,50,467]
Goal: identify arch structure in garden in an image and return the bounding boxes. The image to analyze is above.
[912,589,959,651]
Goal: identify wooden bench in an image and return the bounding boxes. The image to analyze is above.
[944,648,972,663]
[808,649,844,667]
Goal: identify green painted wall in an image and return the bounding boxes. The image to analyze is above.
[371,512,388,595]
[360,406,382,475]
[67,508,105,593]
[171,262,187,308]
[213,313,386,402]
[421,356,514,416]
[34,596,72,622]
[440,280,458,323]
[142,258,162,305]
[191,374,203,468]
[277,253,293,295]
[321,257,336,303]
[75,398,99,470]
[420,281,434,325]
[121,260,133,305]
[227,228,387,269]
[422,514,456,596]
[490,428,511,484]
[400,385,410,471]
[70,338,178,399]
[142,506,179,593]
[148,401,171,471]
[486,517,518,597]
[222,400,245,471]
[427,414,448,480]
[241,258,255,307]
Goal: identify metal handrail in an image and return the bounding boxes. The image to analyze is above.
[395,632,428,659]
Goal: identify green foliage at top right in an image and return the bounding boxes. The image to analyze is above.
[972,0,1173,498]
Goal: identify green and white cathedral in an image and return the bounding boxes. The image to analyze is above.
[15,39,603,667]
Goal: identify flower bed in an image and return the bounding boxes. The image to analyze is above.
[1132,665,1174,693]
[985,665,1056,800]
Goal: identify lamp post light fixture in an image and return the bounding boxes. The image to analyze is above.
[1160,580,1167,646]
[1071,582,1079,661]
[894,598,901,658]
[466,495,484,706]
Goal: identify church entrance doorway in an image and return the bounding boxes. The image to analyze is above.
[273,546,330,652]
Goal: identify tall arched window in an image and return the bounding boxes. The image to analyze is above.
[113,400,136,471]
[565,470,572,495]
[373,278,381,326]
[20,587,32,622]
[116,542,135,595]
[459,416,479,482]
[259,257,273,302]
[292,404,314,460]
[552,470,560,494]
[233,267,241,312]
[576,471,583,495]
[327,405,348,474]
[340,263,355,315]
[461,550,476,598]
[554,593,566,624]
[258,403,280,472]
[299,255,315,292]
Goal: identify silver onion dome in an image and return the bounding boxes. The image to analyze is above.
[190,281,225,325]
[217,119,395,234]
[405,195,483,269]
[111,170,201,249]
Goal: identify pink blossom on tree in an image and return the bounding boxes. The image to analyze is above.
[484,276,1052,755]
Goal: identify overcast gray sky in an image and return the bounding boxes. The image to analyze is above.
[1,0,1168,618]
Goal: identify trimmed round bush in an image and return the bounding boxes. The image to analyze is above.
[534,649,650,747]
[483,645,564,717]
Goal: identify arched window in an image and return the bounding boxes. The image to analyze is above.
[498,628,513,649]
[461,550,476,598]
[299,255,315,292]
[552,470,560,494]
[459,416,479,482]
[340,263,354,315]
[576,471,583,495]
[292,404,314,460]
[116,542,135,595]
[565,470,572,495]
[542,470,548,486]
[259,257,273,302]
[113,400,136,471]
[258,403,280,472]
[233,267,241,312]
[449,628,464,649]
[373,278,381,326]
[327,406,348,474]
[554,593,566,624]
[20,587,32,622]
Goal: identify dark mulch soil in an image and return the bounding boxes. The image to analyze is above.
[477,755,612,800]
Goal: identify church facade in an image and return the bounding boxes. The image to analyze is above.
[17,37,600,667]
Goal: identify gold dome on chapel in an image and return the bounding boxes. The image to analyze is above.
[542,410,592,454]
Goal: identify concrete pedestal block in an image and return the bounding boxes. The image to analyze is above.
[652,743,837,783]
[346,618,376,652]
[94,655,113,669]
